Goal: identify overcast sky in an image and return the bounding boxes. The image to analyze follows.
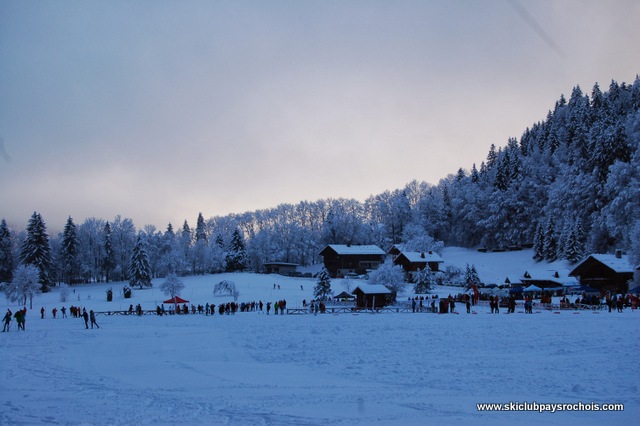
[1,0,639,232]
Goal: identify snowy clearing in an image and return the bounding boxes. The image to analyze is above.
[1,256,638,425]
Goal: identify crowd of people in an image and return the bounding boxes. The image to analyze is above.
[2,287,638,333]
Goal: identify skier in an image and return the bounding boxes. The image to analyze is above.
[89,310,99,329]
[2,309,11,332]
[61,306,67,318]
[82,309,89,329]
[40,307,45,319]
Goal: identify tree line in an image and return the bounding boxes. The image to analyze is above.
[1,77,639,292]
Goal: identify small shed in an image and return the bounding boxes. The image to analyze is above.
[351,284,392,308]
[333,291,355,300]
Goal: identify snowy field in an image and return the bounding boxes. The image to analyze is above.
[1,252,639,425]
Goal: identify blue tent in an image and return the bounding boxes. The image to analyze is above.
[509,287,523,294]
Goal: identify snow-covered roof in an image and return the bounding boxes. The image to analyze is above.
[522,270,578,286]
[352,284,392,294]
[323,244,386,256]
[398,251,443,263]
[588,254,634,273]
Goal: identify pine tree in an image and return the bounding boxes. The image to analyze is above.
[463,263,480,291]
[542,219,558,261]
[533,222,545,261]
[103,222,115,283]
[129,235,152,289]
[313,267,332,300]
[195,213,207,243]
[60,216,80,284]
[19,212,53,292]
[413,266,434,294]
[471,163,479,183]
[194,213,208,274]
[0,219,14,283]
[180,220,192,274]
[563,220,584,264]
[225,229,247,272]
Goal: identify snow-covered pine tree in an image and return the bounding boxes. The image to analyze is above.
[193,213,209,275]
[60,216,80,284]
[225,229,247,272]
[564,228,581,264]
[533,222,545,261]
[180,220,192,274]
[129,235,152,289]
[313,267,332,301]
[103,221,116,283]
[4,264,40,308]
[19,212,53,292]
[0,219,14,283]
[413,266,434,294]
[463,263,480,291]
[195,213,207,243]
[542,218,558,261]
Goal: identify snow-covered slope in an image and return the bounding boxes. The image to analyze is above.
[441,246,573,285]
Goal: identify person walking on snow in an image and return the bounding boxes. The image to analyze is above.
[2,309,11,332]
[14,309,26,331]
[90,310,99,329]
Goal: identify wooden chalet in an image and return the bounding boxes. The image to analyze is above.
[392,250,443,273]
[319,244,386,278]
[263,262,298,275]
[351,284,392,308]
[569,251,635,294]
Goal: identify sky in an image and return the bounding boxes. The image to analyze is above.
[1,0,639,233]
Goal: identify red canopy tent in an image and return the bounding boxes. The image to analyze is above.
[163,296,189,304]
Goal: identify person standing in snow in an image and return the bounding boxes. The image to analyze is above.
[40,307,45,319]
[82,309,89,329]
[2,309,11,332]
[90,310,99,329]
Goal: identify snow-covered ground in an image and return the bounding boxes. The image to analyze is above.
[1,249,638,425]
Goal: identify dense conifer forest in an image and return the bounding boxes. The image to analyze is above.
[1,77,639,287]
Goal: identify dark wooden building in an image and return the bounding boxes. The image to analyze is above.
[319,244,386,278]
[263,262,298,275]
[352,284,392,308]
[569,251,635,294]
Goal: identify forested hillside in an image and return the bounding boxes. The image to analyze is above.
[1,77,639,286]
